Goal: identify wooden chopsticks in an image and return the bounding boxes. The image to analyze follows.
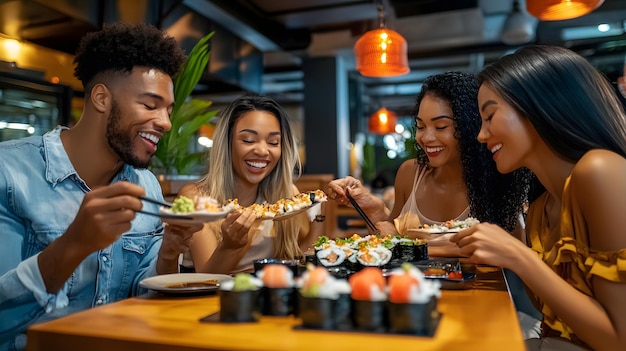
[345,188,378,233]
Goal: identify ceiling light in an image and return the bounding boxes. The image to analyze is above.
[354,1,409,77]
[561,22,623,40]
[526,0,605,21]
[501,1,537,45]
[368,107,397,134]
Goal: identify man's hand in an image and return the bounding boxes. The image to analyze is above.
[40,182,146,293]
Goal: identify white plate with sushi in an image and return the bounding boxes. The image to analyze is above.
[410,217,480,234]
[157,207,233,225]
[140,273,233,295]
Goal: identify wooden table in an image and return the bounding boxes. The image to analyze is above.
[27,266,525,351]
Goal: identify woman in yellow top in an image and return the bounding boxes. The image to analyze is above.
[179,95,323,274]
[452,45,626,350]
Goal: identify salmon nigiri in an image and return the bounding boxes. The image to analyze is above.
[348,267,386,301]
[388,264,421,303]
[388,263,441,304]
[259,264,294,288]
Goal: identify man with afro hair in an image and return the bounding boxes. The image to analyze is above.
[0,22,202,351]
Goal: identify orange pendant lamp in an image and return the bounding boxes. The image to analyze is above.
[526,0,604,21]
[369,107,397,135]
[354,1,409,77]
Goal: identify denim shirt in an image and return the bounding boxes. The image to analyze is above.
[0,127,166,350]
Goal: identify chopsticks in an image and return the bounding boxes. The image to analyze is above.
[139,196,173,208]
[345,188,378,233]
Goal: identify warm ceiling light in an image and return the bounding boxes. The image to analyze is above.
[526,0,604,21]
[354,1,409,77]
[369,107,397,135]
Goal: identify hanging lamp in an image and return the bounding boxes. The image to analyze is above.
[526,0,604,21]
[501,0,537,45]
[354,1,409,77]
[368,107,397,134]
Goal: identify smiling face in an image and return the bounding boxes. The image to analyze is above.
[231,110,281,188]
[477,83,538,174]
[105,67,174,169]
[415,94,460,168]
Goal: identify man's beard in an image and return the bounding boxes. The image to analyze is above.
[106,100,152,169]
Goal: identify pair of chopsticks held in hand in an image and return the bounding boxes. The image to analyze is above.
[344,188,379,233]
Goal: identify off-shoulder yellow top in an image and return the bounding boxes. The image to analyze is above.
[526,175,626,347]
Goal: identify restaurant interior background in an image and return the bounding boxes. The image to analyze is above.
[1,0,626,188]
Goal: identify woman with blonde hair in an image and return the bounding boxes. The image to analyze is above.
[179,95,323,274]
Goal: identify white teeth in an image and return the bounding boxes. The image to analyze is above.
[246,161,268,169]
[490,144,502,153]
[426,146,445,153]
[139,132,159,144]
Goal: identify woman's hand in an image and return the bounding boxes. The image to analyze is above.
[375,220,398,235]
[159,222,203,261]
[449,222,529,269]
[220,208,257,249]
[326,176,367,206]
[326,176,388,223]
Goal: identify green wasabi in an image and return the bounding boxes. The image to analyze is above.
[171,195,195,213]
[232,273,257,291]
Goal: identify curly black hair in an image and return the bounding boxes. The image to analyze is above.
[73,22,187,92]
[411,71,532,232]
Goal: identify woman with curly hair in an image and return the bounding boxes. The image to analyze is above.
[328,71,540,337]
[178,95,324,274]
[328,71,531,254]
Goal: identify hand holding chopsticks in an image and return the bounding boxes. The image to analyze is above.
[345,187,379,233]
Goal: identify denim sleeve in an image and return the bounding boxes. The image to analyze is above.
[0,164,67,338]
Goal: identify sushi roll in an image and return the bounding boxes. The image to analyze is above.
[349,267,387,331]
[218,273,262,323]
[316,246,347,267]
[356,246,392,267]
[413,239,429,261]
[297,265,352,330]
[392,237,416,262]
[387,263,440,334]
[256,264,297,316]
[307,189,327,203]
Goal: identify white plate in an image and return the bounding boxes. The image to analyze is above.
[139,273,233,295]
[257,202,320,221]
[413,227,459,234]
[157,207,232,225]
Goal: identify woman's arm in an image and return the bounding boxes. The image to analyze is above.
[453,150,626,351]
[561,150,626,350]
[387,160,419,221]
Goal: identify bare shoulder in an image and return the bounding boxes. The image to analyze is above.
[394,159,419,194]
[572,149,626,188]
[396,159,419,179]
[571,149,626,250]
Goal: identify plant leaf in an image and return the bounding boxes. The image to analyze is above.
[152,31,219,176]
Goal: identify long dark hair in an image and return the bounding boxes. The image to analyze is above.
[477,45,626,202]
[412,72,531,232]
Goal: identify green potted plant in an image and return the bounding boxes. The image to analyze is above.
[152,32,218,176]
